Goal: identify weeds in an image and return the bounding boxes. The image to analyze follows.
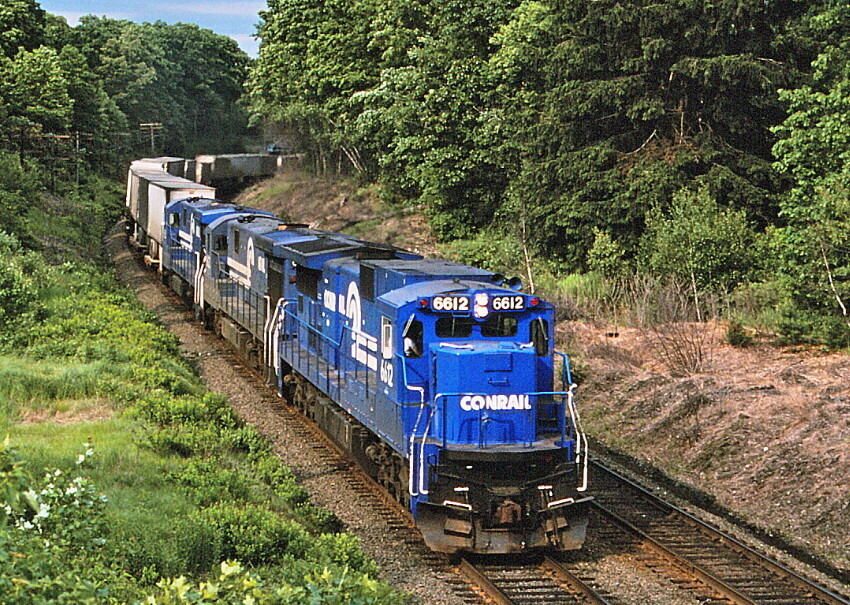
[0,357,105,406]
[1,239,394,603]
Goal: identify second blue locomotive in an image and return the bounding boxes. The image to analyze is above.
[153,182,591,554]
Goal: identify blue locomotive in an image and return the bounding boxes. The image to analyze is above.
[147,171,591,554]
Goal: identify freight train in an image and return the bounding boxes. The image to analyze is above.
[126,159,592,554]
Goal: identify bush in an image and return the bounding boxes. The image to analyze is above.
[641,185,756,291]
[311,533,376,574]
[0,437,37,521]
[193,503,312,566]
[586,228,627,277]
[729,280,795,331]
[110,514,221,581]
[725,321,753,347]
[147,560,403,605]
[777,310,850,348]
[129,392,237,428]
[0,529,134,605]
[441,231,526,275]
[140,423,223,458]
[0,442,144,603]
[0,254,39,331]
[169,459,250,506]
[221,425,271,459]
[3,443,108,550]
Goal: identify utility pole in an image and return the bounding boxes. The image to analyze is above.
[71,131,93,189]
[139,122,163,156]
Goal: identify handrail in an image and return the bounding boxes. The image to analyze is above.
[433,390,572,449]
[555,350,588,492]
[193,253,206,306]
[400,353,427,497]
[278,303,385,403]
[264,298,289,370]
[280,303,342,348]
[554,350,574,388]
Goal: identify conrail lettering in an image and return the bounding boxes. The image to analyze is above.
[460,394,531,411]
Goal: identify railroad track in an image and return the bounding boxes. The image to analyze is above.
[456,555,613,604]
[590,461,850,605]
[127,238,848,605]
[221,355,850,605]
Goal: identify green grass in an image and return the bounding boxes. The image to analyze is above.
[0,179,398,602]
[0,356,107,408]
[9,418,137,473]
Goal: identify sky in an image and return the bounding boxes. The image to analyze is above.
[39,1,266,58]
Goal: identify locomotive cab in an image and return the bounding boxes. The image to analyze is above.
[400,286,591,554]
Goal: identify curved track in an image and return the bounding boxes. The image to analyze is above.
[113,223,849,605]
[590,461,849,605]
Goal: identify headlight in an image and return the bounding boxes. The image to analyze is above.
[474,293,489,319]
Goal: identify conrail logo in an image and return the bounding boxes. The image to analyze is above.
[460,394,531,411]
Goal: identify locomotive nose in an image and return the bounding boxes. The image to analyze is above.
[433,342,540,446]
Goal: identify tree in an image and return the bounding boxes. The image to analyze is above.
[771,1,850,330]
[0,153,43,247]
[248,0,385,173]
[0,0,45,58]
[642,185,755,293]
[495,0,810,268]
[352,0,520,235]
[69,17,251,157]
[0,46,73,134]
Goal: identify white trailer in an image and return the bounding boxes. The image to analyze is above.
[132,156,188,178]
[195,153,277,184]
[126,161,215,264]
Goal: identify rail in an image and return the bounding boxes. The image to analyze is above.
[592,461,850,605]
[457,556,613,604]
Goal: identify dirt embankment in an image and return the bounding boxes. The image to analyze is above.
[233,167,439,258]
[568,322,850,575]
[239,167,850,580]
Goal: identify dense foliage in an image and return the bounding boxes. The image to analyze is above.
[0,249,399,602]
[248,0,849,345]
[0,1,252,187]
[771,1,850,342]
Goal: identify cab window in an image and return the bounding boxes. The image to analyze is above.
[213,234,227,252]
[402,318,423,358]
[481,315,518,337]
[531,318,549,356]
[435,316,473,338]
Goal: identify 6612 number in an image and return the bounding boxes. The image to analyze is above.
[492,295,524,311]
[432,296,470,311]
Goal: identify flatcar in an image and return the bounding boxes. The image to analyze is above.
[133,162,591,554]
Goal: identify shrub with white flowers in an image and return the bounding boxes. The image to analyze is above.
[1,441,108,549]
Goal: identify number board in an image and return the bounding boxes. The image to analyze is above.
[431,294,526,312]
[431,296,470,312]
[491,295,525,311]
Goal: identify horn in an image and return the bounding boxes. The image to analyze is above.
[506,277,523,291]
